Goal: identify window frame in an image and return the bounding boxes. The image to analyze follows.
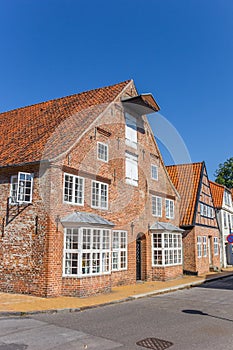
[214,237,218,256]
[165,199,174,219]
[151,164,158,181]
[10,172,34,204]
[97,142,108,163]
[63,173,84,206]
[197,236,202,258]
[9,175,18,204]
[63,227,111,277]
[152,196,162,217]
[152,232,182,267]
[91,180,108,210]
[125,112,137,149]
[203,236,207,257]
[112,231,128,271]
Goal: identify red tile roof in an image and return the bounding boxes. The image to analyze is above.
[209,181,224,208]
[0,80,131,167]
[166,162,203,226]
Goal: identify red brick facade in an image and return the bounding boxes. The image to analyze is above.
[0,80,183,297]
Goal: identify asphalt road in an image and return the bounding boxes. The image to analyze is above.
[1,276,233,350]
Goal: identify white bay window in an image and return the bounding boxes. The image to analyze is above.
[152,232,182,266]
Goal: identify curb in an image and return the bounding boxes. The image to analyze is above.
[1,273,233,317]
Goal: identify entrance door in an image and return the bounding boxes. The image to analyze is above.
[136,238,141,280]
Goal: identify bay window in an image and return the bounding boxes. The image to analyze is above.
[152,232,182,266]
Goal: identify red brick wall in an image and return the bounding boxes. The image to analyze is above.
[0,81,181,297]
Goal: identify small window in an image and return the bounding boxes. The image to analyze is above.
[97,142,108,162]
[197,236,202,258]
[92,181,108,209]
[63,173,84,205]
[166,199,174,219]
[10,172,34,204]
[203,236,207,257]
[152,196,162,217]
[151,165,158,180]
[214,237,218,255]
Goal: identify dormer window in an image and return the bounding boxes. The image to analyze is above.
[10,172,34,204]
[224,191,231,206]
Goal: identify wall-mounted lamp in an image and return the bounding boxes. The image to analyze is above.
[35,216,38,235]
[55,215,60,232]
[131,222,135,235]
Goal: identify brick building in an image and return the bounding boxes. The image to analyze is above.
[0,80,183,297]
[210,181,233,267]
[167,162,221,275]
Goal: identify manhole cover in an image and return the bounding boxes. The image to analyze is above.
[136,337,173,350]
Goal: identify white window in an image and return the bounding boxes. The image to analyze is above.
[223,212,227,227]
[228,214,231,229]
[125,152,138,187]
[97,142,108,162]
[112,231,127,271]
[214,237,218,255]
[152,196,162,217]
[92,181,108,209]
[152,233,182,266]
[200,203,204,215]
[151,165,158,180]
[203,236,207,257]
[231,215,233,229]
[125,113,137,148]
[9,175,18,204]
[10,172,34,204]
[63,227,111,277]
[165,199,174,219]
[197,236,202,258]
[224,191,231,206]
[63,173,84,205]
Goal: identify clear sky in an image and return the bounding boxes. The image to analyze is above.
[0,0,232,180]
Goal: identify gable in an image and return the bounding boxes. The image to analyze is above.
[194,166,218,228]
[0,80,132,168]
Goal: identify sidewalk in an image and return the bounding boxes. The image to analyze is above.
[1,268,233,316]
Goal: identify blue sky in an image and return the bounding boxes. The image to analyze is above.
[0,0,232,179]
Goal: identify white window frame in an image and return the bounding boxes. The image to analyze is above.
[12,172,34,204]
[97,142,108,162]
[152,232,182,266]
[125,152,138,187]
[165,199,174,219]
[224,191,231,206]
[214,237,218,255]
[203,236,207,257]
[125,112,137,149]
[151,164,158,180]
[9,175,18,204]
[63,227,111,277]
[152,196,162,217]
[91,180,108,209]
[223,212,227,228]
[112,231,127,271]
[197,236,202,258]
[63,173,84,206]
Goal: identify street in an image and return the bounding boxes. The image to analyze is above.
[1,276,233,350]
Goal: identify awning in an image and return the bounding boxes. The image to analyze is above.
[121,94,160,116]
[61,211,115,228]
[150,222,184,233]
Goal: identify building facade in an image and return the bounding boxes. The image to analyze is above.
[0,80,183,297]
[167,162,221,275]
[210,181,233,267]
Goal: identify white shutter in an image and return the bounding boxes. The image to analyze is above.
[125,152,138,186]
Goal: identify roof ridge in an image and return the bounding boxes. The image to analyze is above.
[166,161,204,168]
[0,79,132,115]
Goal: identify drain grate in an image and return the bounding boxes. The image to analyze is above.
[136,337,173,350]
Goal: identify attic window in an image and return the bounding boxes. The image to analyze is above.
[10,172,34,204]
